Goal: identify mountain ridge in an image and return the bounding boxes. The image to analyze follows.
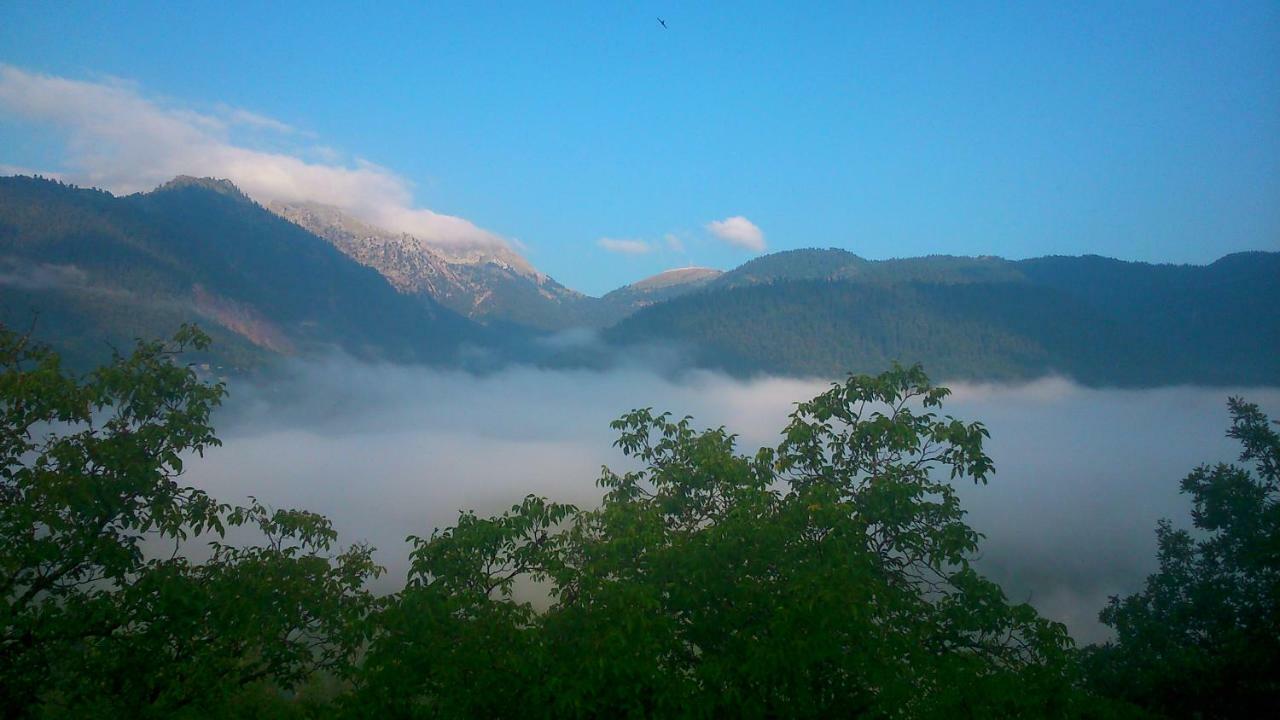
[605,249,1280,385]
[3,173,1276,386]
[0,175,484,369]
[267,199,726,330]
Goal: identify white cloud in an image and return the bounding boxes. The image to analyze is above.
[664,233,685,253]
[184,355,1280,642]
[0,65,506,248]
[706,215,766,251]
[597,237,652,255]
[214,103,301,135]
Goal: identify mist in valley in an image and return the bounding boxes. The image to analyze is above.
[184,357,1279,645]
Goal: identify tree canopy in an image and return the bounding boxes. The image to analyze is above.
[1083,398,1280,717]
[15,323,1274,717]
[354,365,1088,718]
[0,325,379,718]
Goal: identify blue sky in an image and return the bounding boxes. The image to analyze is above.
[1,1,1277,295]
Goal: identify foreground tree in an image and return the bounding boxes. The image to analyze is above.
[0,325,379,718]
[1084,398,1280,718]
[5,325,1158,717]
[358,365,1093,718]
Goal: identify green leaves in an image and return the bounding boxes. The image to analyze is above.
[1086,398,1280,717]
[359,363,1081,718]
[406,495,576,599]
[0,324,380,717]
[2,325,1112,717]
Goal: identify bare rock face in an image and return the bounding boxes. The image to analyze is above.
[265,202,461,298]
[627,267,723,291]
[267,201,595,331]
[267,202,732,331]
[598,267,724,314]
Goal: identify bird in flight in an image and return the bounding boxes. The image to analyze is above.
[657,17,668,29]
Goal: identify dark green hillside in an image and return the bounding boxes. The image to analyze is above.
[1015,252,1280,384]
[0,176,481,369]
[864,254,1025,284]
[607,249,1280,385]
[714,248,870,286]
[0,177,259,368]
[131,177,476,359]
[711,249,1025,289]
[606,280,1147,382]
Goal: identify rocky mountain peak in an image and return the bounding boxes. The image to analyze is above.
[628,267,723,291]
[266,200,591,330]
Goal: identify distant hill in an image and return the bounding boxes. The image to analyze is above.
[713,248,870,286]
[712,248,1026,288]
[605,249,1280,386]
[627,267,723,291]
[596,267,723,317]
[0,175,482,369]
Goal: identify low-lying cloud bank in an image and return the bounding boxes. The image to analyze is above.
[185,359,1280,643]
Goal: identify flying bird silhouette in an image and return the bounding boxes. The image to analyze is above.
[657,17,668,29]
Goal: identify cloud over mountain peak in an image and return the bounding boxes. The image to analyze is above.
[0,64,506,250]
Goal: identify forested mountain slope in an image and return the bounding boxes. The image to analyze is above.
[0,176,482,369]
[711,248,1025,288]
[1015,252,1280,383]
[606,249,1280,386]
[4,175,1275,385]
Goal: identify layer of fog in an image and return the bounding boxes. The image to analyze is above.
[185,357,1280,644]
